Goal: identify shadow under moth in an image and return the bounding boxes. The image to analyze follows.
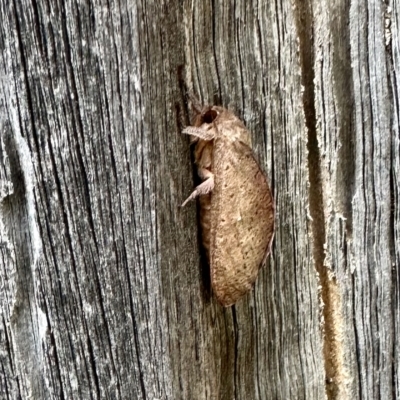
[182,99,275,307]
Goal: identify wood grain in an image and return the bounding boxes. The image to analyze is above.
[0,0,398,399]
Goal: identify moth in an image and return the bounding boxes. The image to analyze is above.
[182,100,275,307]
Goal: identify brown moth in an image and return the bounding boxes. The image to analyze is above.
[182,101,275,307]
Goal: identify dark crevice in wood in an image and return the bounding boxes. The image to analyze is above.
[191,9,202,101]
[85,334,101,399]
[124,248,147,398]
[47,319,66,400]
[235,20,246,112]
[88,245,120,395]
[274,0,282,89]
[2,316,19,398]
[131,308,147,400]
[0,362,10,399]
[211,0,222,104]
[387,19,398,398]
[30,0,44,59]
[232,308,239,400]
[293,1,347,399]
[389,116,398,400]
[291,226,308,400]
[269,110,276,195]
[331,4,355,236]
[352,271,363,398]
[2,317,15,377]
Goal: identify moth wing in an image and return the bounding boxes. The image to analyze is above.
[210,138,274,307]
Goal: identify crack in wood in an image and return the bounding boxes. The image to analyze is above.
[293,1,348,399]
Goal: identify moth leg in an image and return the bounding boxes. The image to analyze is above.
[182,126,216,141]
[182,168,214,207]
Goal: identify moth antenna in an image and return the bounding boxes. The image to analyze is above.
[182,126,216,141]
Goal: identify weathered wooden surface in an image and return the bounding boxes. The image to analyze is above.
[0,0,398,399]
[313,0,399,398]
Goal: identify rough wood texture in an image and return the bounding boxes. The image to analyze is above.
[0,1,398,400]
[312,0,399,398]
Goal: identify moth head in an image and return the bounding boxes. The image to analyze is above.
[194,106,225,128]
[201,108,219,123]
[192,105,249,142]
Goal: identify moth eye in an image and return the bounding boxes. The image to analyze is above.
[202,109,218,124]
